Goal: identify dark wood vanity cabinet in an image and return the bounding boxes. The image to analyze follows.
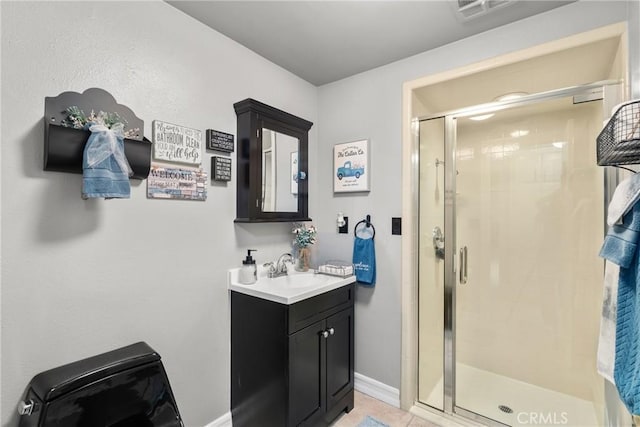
[231,284,355,427]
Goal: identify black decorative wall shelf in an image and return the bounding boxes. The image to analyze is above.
[44,88,152,180]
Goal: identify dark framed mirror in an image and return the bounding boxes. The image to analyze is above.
[234,99,313,222]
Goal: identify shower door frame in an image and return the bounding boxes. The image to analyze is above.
[416,80,620,426]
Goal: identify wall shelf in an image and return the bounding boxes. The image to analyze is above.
[44,88,152,180]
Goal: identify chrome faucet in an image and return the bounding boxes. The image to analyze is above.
[264,253,293,278]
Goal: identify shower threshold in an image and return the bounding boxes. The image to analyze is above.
[424,364,599,427]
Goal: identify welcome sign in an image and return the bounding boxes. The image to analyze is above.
[153,120,202,165]
[147,164,207,201]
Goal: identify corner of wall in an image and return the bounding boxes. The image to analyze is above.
[355,372,401,408]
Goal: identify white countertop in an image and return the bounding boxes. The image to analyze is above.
[228,265,356,305]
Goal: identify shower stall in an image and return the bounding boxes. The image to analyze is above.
[416,82,616,426]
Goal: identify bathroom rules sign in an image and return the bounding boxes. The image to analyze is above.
[152,120,202,165]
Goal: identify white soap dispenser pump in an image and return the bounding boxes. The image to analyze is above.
[239,249,257,285]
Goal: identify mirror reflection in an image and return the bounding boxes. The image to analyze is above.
[261,128,299,212]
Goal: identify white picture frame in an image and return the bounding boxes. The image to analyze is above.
[333,139,370,193]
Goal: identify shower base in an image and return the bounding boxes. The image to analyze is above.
[424,363,600,426]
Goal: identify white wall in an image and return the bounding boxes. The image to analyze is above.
[631,0,640,98]
[316,0,636,391]
[0,2,317,426]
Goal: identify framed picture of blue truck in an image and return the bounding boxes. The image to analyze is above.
[333,139,370,193]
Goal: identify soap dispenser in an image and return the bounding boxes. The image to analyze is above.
[239,249,257,285]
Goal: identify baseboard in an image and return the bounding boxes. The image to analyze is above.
[354,372,401,408]
[203,411,232,427]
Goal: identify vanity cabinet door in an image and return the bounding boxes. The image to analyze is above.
[325,307,354,414]
[289,319,326,427]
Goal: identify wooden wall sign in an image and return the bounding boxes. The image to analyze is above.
[333,139,370,193]
[147,164,207,200]
[206,129,235,153]
[212,156,232,181]
[153,120,202,165]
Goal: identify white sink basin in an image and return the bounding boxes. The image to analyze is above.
[228,266,355,304]
[266,272,334,288]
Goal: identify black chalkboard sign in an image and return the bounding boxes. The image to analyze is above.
[212,156,232,181]
[206,129,235,153]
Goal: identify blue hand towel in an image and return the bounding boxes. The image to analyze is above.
[82,123,132,199]
[600,202,640,415]
[353,236,376,286]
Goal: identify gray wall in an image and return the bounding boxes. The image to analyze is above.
[0,2,317,426]
[2,1,639,426]
[314,0,637,390]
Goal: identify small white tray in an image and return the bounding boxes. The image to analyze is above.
[317,263,354,278]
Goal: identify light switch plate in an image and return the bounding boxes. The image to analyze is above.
[392,217,402,235]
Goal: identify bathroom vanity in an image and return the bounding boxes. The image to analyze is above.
[229,270,355,426]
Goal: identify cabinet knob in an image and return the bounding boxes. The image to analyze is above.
[328,328,335,335]
[298,171,307,181]
[321,330,329,338]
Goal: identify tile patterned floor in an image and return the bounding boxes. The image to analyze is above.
[331,391,441,427]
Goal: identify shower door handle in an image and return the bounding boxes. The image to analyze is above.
[432,226,445,260]
[459,246,468,284]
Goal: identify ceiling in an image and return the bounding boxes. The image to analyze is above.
[167,0,575,86]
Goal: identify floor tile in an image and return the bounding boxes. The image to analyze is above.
[407,415,442,426]
[332,391,428,427]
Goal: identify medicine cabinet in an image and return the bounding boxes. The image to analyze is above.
[234,98,313,222]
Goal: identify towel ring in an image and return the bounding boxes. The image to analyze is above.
[354,215,375,239]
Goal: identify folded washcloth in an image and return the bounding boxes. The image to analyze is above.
[607,173,640,226]
[600,202,640,416]
[353,229,376,285]
[82,123,132,199]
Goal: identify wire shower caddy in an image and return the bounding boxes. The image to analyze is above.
[597,100,640,166]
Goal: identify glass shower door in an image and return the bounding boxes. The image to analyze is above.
[453,96,604,426]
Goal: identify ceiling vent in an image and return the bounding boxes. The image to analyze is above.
[455,0,514,20]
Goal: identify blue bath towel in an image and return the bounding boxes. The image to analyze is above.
[600,201,640,415]
[353,236,376,286]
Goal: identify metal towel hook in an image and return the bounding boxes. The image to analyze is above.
[354,215,375,239]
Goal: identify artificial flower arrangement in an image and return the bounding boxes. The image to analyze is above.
[61,106,140,139]
[292,223,317,271]
[293,223,317,248]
